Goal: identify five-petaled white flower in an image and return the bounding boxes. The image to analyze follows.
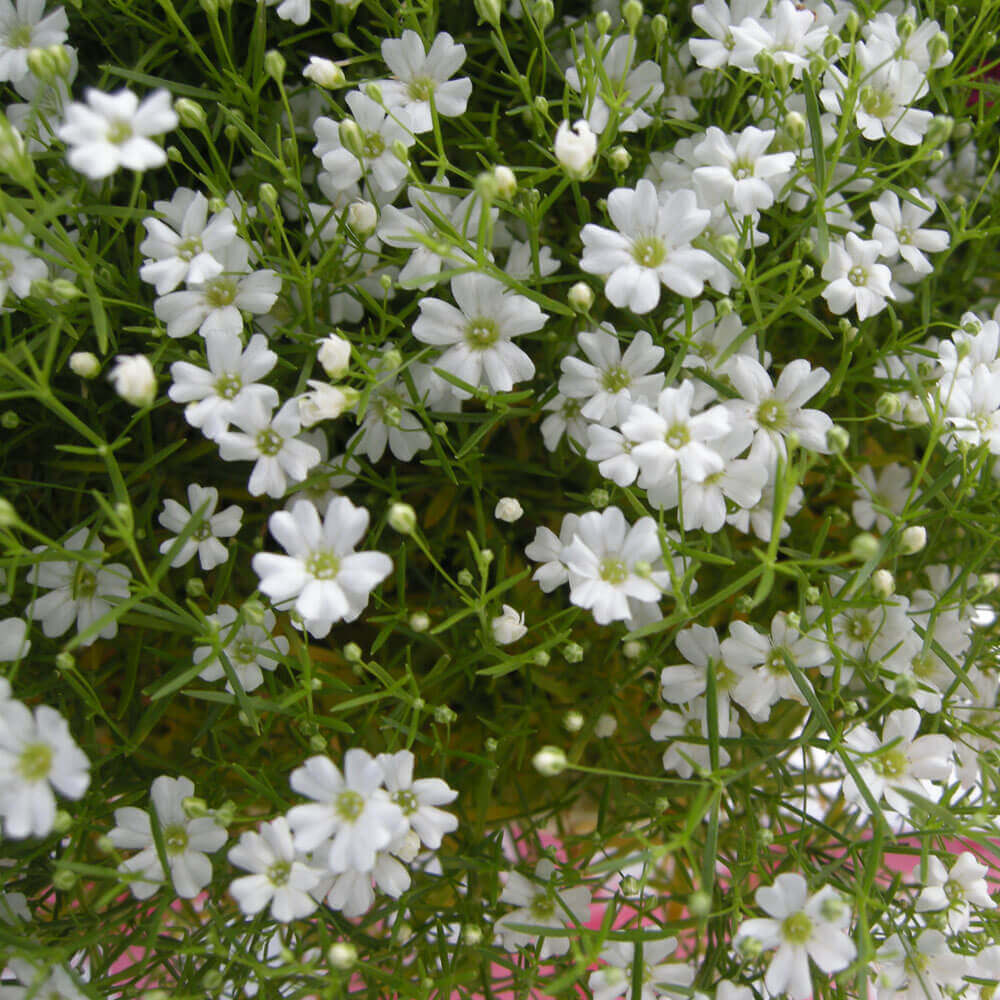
[158,483,242,571]
[252,496,393,638]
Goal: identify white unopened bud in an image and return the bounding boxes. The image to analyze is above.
[69,351,101,378]
[298,381,355,426]
[850,532,880,561]
[871,569,895,597]
[388,502,418,534]
[491,604,527,644]
[303,56,345,89]
[328,942,357,970]
[494,497,524,523]
[608,145,631,173]
[108,355,156,407]
[595,713,617,737]
[554,119,597,179]
[562,710,584,733]
[493,165,516,199]
[347,200,377,236]
[900,525,926,554]
[568,281,594,312]
[532,745,567,776]
[318,332,351,377]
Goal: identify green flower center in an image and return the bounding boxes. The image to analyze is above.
[176,236,203,261]
[944,878,964,903]
[407,75,436,102]
[362,132,386,159]
[18,742,53,782]
[845,615,873,642]
[214,373,242,400]
[897,227,912,246]
[756,398,786,430]
[715,661,738,692]
[205,278,237,308]
[106,119,134,145]
[529,894,556,919]
[732,159,754,180]
[8,24,33,48]
[163,824,189,854]
[306,551,340,580]
[233,636,256,664]
[665,423,690,449]
[765,648,789,674]
[465,318,500,350]
[875,747,908,779]
[72,567,97,599]
[601,365,632,392]
[336,789,365,821]
[631,236,667,269]
[255,428,283,457]
[393,789,419,815]
[0,255,12,280]
[781,911,813,944]
[848,265,868,287]
[194,521,212,541]
[912,655,936,679]
[268,860,291,886]
[599,558,628,585]
[862,88,896,119]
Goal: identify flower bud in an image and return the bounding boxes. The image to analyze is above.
[309,733,327,753]
[410,611,431,632]
[491,604,527,644]
[532,745,567,776]
[109,355,156,408]
[925,115,954,147]
[568,281,594,312]
[688,890,712,917]
[651,13,668,44]
[608,145,631,173]
[343,642,363,663]
[622,0,643,31]
[595,10,612,34]
[69,351,100,378]
[850,532,880,561]
[785,110,806,143]
[804,585,820,603]
[929,32,951,66]
[264,49,286,80]
[494,497,524,523]
[474,170,498,203]
[532,94,548,116]
[554,119,598,180]
[344,199,377,237]
[55,651,75,672]
[595,713,617,737]
[185,578,205,598]
[457,568,474,587]
[589,488,610,509]
[318,332,351,377]
[328,942,358,970]
[493,164,516,199]
[388,501,418,534]
[623,640,642,659]
[339,119,364,158]
[0,114,33,186]
[563,641,584,663]
[391,138,410,164]
[872,569,895,598]
[473,0,501,26]
[876,392,900,418]
[365,82,384,106]
[182,796,209,819]
[298,381,355,426]
[434,704,456,724]
[533,649,550,666]
[532,0,554,29]
[0,499,17,529]
[304,56,345,88]
[173,98,206,130]
[562,710,584,733]
[52,869,76,891]
[900,525,926,554]
[462,924,483,945]
[826,425,849,452]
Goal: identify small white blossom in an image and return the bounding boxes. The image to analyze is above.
[0,0,69,85]
[158,484,242,571]
[554,119,598,179]
[195,603,289,693]
[822,233,895,320]
[109,354,156,407]
[491,605,527,645]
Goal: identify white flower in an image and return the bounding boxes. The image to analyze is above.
[852,463,912,533]
[348,356,434,463]
[589,938,694,1000]
[57,87,178,179]
[660,624,744,719]
[297,381,352,427]
[26,527,132,645]
[915,851,994,933]
[871,188,949,275]
[303,55,343,89]
[158,484,242,571]
[558,325,664,426]
[525,513,579,593]
[251,497,393,639]
[491,605,527,645]
[822,233,895,320]
[376,749,459,849]
[620,380,735,487]
[554,119,597,179]
[946,364,1000,453]
[378,30,471,134]
[139,188,239,294]
[724,356,832,466]
[580,180,716,314]
[0,214,47,304]
[0,699,89,838]
[317,332,351,377]
[195,603,289,693]
[690,0,768,69]
[265,0,309,25]
[494,859,591,958]
[494,497,524,523]
[287,749,407,873]
[561,507,672,625]
[217,398,321,499]
[692,126,796,216]
[168,330,279,440]
[0,0,68,84]
[873,930,967,1000]
[312,90,415,193]
[651,696,736,778]
[109,775,227,899]
[843,708,954,816]
[0,617,29,661]
[734,873,856,1000]
[154,241,281,340]
[729,0,829,77]
[228,817,321,923]
[412,272,545,397]
[109,354,156,407]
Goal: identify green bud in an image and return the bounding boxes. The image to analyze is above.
[52,810,72,834]
[473,0,501,25]
[651,13,668,44]
[339,119,364,158]
[532,0,554,29]
[484,737,498,752]
[532,745,567,776]
[185,577,205,598]
[409,611,431,632]
[785,110,806,143]
[259,182,279,208]
[589,488,610,509]
[328,942,358,970]
[929,32,951,66]
[622,0,643,32]
[532,94,548,117]
[876,392,900,418]
[52,868,77,891]
[182,796,209,819]
[475,170,498,203]
[845,10,859,36]
[533,649,550,667]
[757,827,774,846]
[925,115,953,148]
[457,568,474,587]
[166,145,182,163]
[688,890,712,917]
[202,971,224,991]
[213,800,237,827]
[462,924,483,945]
[595,10,612,35]
[896,13,915,42]
[619,875,641,896]
[608,145,631,172]
[55,651,75,672]
[0,113,33,186]
[850,532,880,562]
[264,49,286,81]
[365,82,383,106]
[434,704,457,725]
[343,642,364,663]
[826,425,849,452]
[562,710,584,733]
[173,98,206,129]
[309,734,327,753]
[804,585,820,603]
[563,641,584,663]
[0,411,17,430]
[388,501,417,534]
